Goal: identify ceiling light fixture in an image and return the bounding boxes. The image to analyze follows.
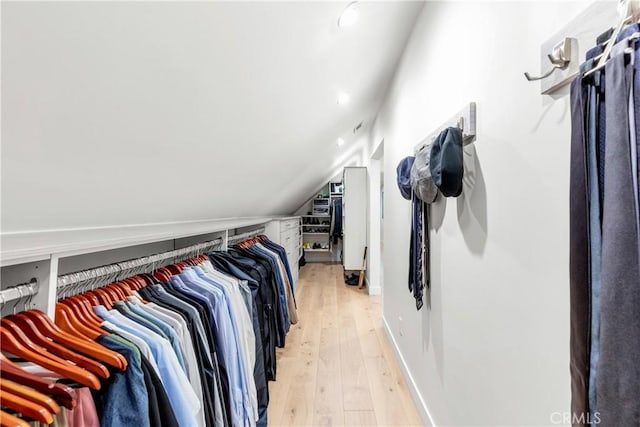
[338,2,358,28]
[337,138,345,147]
[337,92,350,105]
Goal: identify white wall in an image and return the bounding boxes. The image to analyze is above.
[364,2,591,425]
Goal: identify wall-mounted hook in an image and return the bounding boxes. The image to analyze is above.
[524,37,573,81]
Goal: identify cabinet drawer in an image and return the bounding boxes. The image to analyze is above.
[281,228,299,242]
[285,241,298,255]
[286,249,295,261]
[282,219,299,231]
[280,233,295,247]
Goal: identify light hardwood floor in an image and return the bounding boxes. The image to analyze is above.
[267,263,423,426]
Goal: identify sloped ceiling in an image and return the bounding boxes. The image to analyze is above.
[1,1,424,232]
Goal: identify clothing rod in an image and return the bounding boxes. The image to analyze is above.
[227,227,266,244]
[0,279,38,306]
[57,237,224,291]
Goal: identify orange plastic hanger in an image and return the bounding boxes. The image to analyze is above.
[0,353,77,410]
[0,378,60,415]
[0,409,30,427]
[83,290,106,308]
[0,390,53,424]
[165,264,182,275]
[88,289,112,309]
[58,300,105,337]
[82,291,101,306]
[104,286,121,302]
[19,311,125,371]
[55,304,102,341]
[75,295,106,327]
[0,319,107,382]
[131,277,146,290]
[60,297,103,329]
[107,284,127,300]
[139,274,156,287]
[5,317,109,379]
[0,326,100,390]
[121,278,139,291]
[153,269,172,283]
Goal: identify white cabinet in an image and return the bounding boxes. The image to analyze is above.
[342,167,367,270]
[264,217,302,291]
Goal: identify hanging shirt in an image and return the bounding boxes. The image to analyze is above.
[205,255,270,427]
[100,320,160,376]
[122,302,188,372]
[140,285,226,427]
[94,306,201,427]
[126,298,206,427]
[113,301,188,373]
[94,334,150,427]
[176,270,256,427]
[245,245,290,329]
[196,266,257,374]
[255,244,298,324]
[260,239,297,298]
[129,297,199,381]
[191,266,258,424]
[106,333,179,427]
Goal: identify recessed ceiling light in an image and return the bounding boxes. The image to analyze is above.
[337,92,350,105]
[338,2,358,28]
[337,138,345,147]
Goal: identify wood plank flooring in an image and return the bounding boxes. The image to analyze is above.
[267,263,423,426]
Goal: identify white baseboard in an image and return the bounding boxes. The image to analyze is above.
[364,276,382,295]
[383,317,437,427]
[368,285,382,295]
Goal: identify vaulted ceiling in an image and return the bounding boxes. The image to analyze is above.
[2,1,424,232]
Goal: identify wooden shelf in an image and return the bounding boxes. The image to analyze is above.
[304,248,331,252]
[303,232,329,235]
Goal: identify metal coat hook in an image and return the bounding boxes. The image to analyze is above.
[525,37,573,81]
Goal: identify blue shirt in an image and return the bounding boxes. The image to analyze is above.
[94,306,200,427]
[124,302,188,372]
[248,245,290,328]
[175,271,253,427]
[191,267,258,422]
[96,335,150,427]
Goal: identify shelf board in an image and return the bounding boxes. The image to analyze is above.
[302,215,330,217]
[304,248,331,252]
[303,232,329,235]
[0,216,273,267]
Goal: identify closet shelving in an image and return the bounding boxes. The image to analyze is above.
[296,181,342,262]
[0,216,301,317]
[302,212,331,252]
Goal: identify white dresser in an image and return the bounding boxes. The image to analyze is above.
[265,217,302,291]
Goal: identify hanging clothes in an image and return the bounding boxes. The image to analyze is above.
[570,24,640,427]
[331,198,343,244]
[0,236,297,427]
